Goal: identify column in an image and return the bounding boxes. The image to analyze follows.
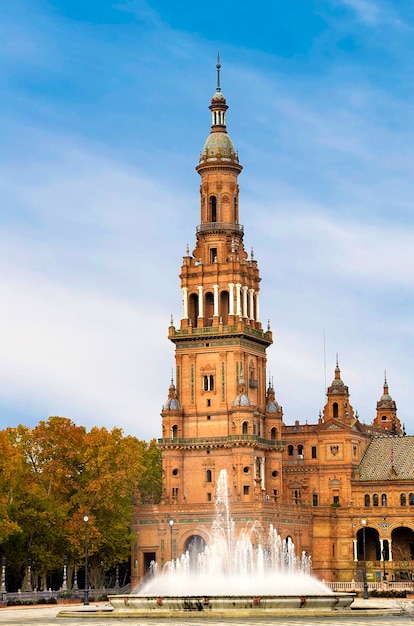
[228,283,235,315]
[388,539,393,561]
[181,287,188,319]
[235,283,242,317]
[249,288,255,320]
[255,291,260,323]
[242,286,248,318]
[213,284,219,317]
[379,539,384,560]
[198,286,204,318]
[353,539,358,561]
[260,457,265,491]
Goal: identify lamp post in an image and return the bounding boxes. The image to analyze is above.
[62,556,68,591]
[1,556,6,594]
[73,565,78,592]
[83,515,89,606]
[169,519,174,563]
[382,547,387,581]
[361,519,368,599]
[26,558,32,592]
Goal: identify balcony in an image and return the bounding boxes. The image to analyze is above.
[171,324,272,343]
[196,222,244,234]
[158,434,286,449]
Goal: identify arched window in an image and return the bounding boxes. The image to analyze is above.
[171,425,178,439]
[242,421,248,435]
[206,469,212,483]
[184,535,206,571]
[364,494,370,507]
[293,490,301,504]
[288,445,294,456]
[205,292,214,326]
[220,290,229,325]
[409,493,414,506]
[210,196,217,222]
[189,293,199,328]
[373,493,379,507]
[333,402,338,418]
[270,427,277,440]
[401,493,407,506]
[203,375,214,391]
[298,444,304,456]
[381,493,387,506]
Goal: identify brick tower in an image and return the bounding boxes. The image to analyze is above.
[161,55,284,505]
[131,62,414,589]
[131,60,304,587]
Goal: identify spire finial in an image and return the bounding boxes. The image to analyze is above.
[384,369,387,384]
[334,354,341,379]
[216,52,221,92]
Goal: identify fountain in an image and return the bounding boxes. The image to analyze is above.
[107,470,355,617]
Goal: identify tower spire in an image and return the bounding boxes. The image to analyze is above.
[216,52,221,92]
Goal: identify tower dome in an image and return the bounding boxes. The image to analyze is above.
[232,378,251,407]
[373,373,401,433]
[201,132,238,162]
[198,54,241,170]
[164,380,182,411]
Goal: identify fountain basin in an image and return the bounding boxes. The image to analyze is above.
[108,592,355,617]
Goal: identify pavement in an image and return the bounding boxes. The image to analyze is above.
[0,597,412,623]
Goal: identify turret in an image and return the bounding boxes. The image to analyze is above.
[322,357,355,423]
[372,372,402,433]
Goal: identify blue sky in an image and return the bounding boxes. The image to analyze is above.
[1,0,414,439]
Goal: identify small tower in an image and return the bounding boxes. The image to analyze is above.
[322,358,355,423]
[373,373,402,433]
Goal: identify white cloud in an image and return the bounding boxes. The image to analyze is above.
[338,0,382,24]
[0,266,171,439]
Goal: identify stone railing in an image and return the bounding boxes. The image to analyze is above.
[325,581,414,592]
[196,223,243,234]
[158,434,285,448]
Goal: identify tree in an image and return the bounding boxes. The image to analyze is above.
[0,430,22,543]
[1,417,153,591]
[138,439,162,504]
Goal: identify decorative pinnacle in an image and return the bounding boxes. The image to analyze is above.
[216,52,221,92]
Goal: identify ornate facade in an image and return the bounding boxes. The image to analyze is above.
[131,62,414,588]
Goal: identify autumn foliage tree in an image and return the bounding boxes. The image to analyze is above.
[0,417,161,592]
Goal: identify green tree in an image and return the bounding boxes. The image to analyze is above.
[138,439,162,504]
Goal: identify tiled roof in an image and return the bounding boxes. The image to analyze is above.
[357,435,414,481]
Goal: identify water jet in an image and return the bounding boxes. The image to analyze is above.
[108,469,354,617]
